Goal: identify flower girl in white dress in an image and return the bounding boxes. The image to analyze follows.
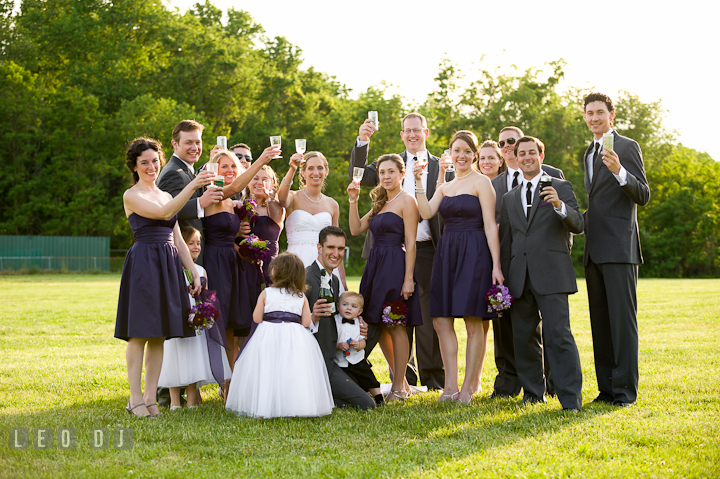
[225,252,333,418]
[158,227,231,409]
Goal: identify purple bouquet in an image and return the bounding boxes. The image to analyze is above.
[486,284,513,317]
[237,234,271,262]
[382,300,408,327]
[234,197,259,224]
[188,292,219,334]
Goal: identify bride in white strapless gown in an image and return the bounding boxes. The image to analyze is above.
[277,151,347,290]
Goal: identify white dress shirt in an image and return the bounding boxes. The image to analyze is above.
[333,316,365,367]
[522,171,567,218]
[586,129,627,185]
[175,155,204,218]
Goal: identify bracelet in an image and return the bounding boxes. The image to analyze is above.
[282,178,293,187]
[348,199,357,204]
[415,188,425,193]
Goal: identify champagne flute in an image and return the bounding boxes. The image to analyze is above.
[352,167,364,186]
[416,150,428,170]
[295,139,306,154]
[444,149,454,173]
[262,179,273,198]
[216,136,227,150]
[270,135,282,158]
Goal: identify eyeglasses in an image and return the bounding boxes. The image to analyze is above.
[498,138,517,148]
[402,128,424,135]
[234,153,252,161]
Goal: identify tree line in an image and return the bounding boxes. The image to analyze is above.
[1,0,718,277]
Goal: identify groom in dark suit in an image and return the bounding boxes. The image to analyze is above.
[348,113,447,391]
[490,126,565,399]
[582,93,650,407]
[499,136,584,411]
[306,226,375,410]
[157,120,223,266]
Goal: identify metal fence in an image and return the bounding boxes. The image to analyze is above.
[0,236,112,272]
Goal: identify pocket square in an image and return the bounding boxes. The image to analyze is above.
[538,202,551,209]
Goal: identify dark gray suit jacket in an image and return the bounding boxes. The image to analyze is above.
[499,178,584,298]
[492,164,565,225]
[157,155,204,263]
[305,261,340,374]
[349,142,450,257]
[583,131,650,266]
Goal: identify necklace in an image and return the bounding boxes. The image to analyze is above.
[386,190,403,204]
[302,189,322,204]
[455,169,476,180]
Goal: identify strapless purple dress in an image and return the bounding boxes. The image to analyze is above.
[203,212,244,332]
[359,212,421,326]
[430,194,495,318]
[115,214,192,340]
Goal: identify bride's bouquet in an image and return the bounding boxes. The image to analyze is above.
[236,234,271,262]
[382,300,408,327]
[234,197,259,224]
[486,284,513,317]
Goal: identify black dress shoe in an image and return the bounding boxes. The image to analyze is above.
[522,394,546,405]
[613,400,635,407]
[590,394,613,404]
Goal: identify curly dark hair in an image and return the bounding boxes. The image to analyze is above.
[125,137,165,183]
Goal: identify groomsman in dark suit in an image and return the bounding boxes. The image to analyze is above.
[582,92,650,407]
[157,120,224,265]
[306,226,375,409]
[499,136,584,411]
[348,113,448,390]
[490,126,564,399]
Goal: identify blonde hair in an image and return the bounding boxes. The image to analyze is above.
[339,291,364,309]
[245,164,278,207]
[369,154,405,219]
[299,151,329,189]
[209,148,239,166]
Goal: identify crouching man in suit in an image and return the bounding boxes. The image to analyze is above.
[306,226,375,410]
[499,136,584,411]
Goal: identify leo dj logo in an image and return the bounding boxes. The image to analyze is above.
[9,427,133,450]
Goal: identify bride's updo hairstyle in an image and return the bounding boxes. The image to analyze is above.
[270,252,309,297]
[299,151,329,189]
[369,154,404,219]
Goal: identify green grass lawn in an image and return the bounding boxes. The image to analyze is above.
[1,275,719,477]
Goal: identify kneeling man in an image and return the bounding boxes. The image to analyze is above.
[499,136,584,411]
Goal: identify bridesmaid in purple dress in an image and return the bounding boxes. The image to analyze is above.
[348,154,421,403]
[116,137,213,418]
[237,165,285,329]
[202,150,246,379]
[415,131,504,404]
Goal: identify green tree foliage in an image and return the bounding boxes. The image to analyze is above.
[0,1,717,277]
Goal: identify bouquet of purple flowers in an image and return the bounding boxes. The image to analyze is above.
[382,300,408,327]
[237,234,271,262]
[234,197,259,224]
[486,284,513,317]
[188,291,219,334]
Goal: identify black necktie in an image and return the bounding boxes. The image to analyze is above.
[526,182,533,221]
[512,171,520,189]
[592,142,600,176]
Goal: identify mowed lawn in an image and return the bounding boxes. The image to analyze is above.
[1,275,718,478]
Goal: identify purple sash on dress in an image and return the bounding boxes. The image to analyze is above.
[195,278,228,387]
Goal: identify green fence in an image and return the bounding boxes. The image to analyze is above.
[0,236,111,272]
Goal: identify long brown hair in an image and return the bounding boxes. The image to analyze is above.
[369,154,404,219]
[270,252,308,296]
